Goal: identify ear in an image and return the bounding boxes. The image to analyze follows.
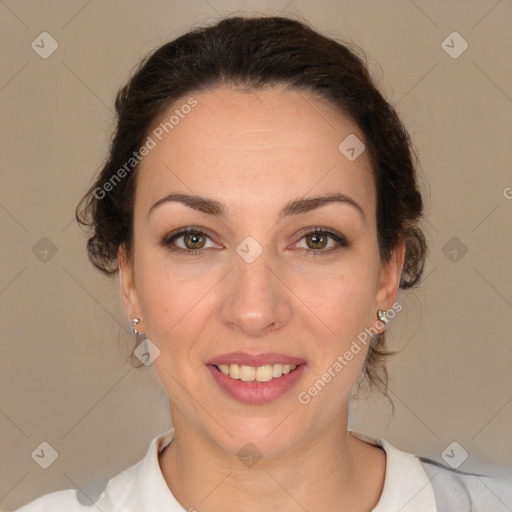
[375,235,406,311]
[118,244,142,329]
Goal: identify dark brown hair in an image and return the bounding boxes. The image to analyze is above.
[76,15,428,401]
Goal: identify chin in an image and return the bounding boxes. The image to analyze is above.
[204,413,307,461]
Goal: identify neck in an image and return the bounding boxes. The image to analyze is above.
[158,403,386,512]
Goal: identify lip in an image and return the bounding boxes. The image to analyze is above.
[205,351,307,366]
[206,363,307,404]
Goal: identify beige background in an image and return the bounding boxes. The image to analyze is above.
[1,0,511,509]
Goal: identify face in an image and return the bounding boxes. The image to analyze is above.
[119,85,404,458]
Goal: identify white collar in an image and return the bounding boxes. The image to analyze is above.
[134,428,437,512]
[349,430,437,511]
[136,429,182,510]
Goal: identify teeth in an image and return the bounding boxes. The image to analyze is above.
[272,363,283,378]
[240,365,256,382]
[228,364,240,379]
[256,365,273,382]
[217,363,297,382]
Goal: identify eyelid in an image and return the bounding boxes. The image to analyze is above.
[291,226,349,253]
[294,226,347,243]
[160,225,349,254]
[160,226,219,246]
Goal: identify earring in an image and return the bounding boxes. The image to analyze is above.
[377,310,388,325]
[132,318,140,335]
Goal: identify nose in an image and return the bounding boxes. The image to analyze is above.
[219,249,292,338]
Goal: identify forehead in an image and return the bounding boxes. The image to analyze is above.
[136,86,376,218]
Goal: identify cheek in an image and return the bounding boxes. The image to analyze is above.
[295,272,377,412]
[299,252,380,336]
[329,271,377,330]
[136,261,215,410]
[135,253,218,365]
[293,249,381,385]
[301,277,373,376]
[139,274,205,339]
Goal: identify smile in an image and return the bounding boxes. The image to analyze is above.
[216,363,298,382]
[206,362,307,404]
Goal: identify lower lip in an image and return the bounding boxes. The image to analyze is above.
[206,364,307,404]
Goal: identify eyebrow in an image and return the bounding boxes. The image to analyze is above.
[148,191,365,222]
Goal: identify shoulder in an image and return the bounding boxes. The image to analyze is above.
[12,429,177,512]
[419,456,512,512]
[349,429,512,512]
[12,461,142,512]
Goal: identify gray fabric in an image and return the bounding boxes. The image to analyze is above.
[419,457,512,511]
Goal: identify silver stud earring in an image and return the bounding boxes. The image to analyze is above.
[377,310,388,324]
[132,318,140,335]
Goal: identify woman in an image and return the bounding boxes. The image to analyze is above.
[15,15,511,512]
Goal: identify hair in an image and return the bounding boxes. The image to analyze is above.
[76,15,428,404]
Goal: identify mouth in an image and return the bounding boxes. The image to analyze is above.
[212,362,300,382]
[205,352,307,404]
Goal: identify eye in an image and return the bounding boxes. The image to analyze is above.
[293,228,349,255]
[160,226,349,257]
[160,228,219,255]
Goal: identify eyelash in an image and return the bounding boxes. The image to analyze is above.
[159,226,349,257]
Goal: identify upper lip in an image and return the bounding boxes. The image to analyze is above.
[205,352,306,367]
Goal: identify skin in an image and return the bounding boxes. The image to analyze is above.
[118,85,405,512]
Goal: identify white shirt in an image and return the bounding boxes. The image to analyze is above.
[14,428,512,512]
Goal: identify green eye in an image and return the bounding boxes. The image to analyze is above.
[305,232,329,250]
[161,227,349,257]
[160,228,218,255]
[295,229,349,255]
[181,232,207,250]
